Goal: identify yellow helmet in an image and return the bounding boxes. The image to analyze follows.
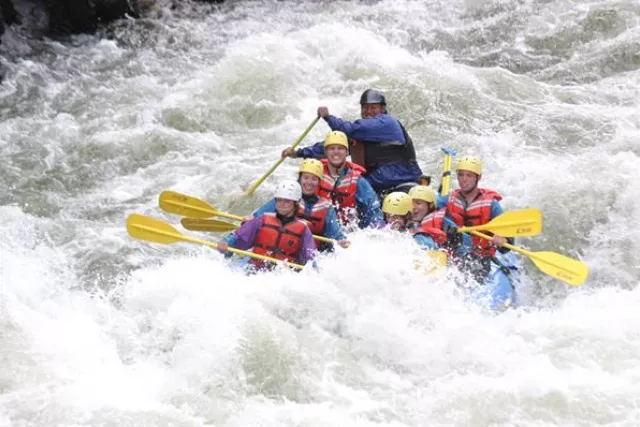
[408,185,436,203]
[456,156,483,175]
[299,159,324,180]
[323,131,348,149]
[382,192,412,216]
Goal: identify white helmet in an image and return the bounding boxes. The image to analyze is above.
[274,180,302,202]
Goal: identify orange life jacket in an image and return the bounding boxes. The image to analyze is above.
[446,188,502,257]
[318,159,365,225]
[252,213,307,267]
[296,197,331,236]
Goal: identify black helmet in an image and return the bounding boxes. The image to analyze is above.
[360,89,386,106]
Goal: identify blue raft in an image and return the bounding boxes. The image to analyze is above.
[465,251,520,311]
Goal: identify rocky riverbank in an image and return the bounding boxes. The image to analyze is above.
[0,0,225,42]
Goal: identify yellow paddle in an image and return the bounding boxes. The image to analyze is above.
[159,190,336,244]
[440,147,456,196]
[126,214,304,270]
[456,208,542,237]
[414,250,448,276]
[159,190,243,221]
[246,116,321,195]
[181,218,240,232]
[470,230,589,286]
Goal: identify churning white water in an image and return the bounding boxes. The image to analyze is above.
[1,0,640,425]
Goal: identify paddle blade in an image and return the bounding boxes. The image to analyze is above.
[528,251,589,286]
[158,190,216,218]
[126,214,185,245]
[181,218,240,232]
[414,250,448,276]
[458,208,543,237]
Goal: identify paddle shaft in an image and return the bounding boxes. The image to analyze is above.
[246,117,321,195]
[161,192,336,244]
[130,216,304,270]
[184,216,336,244]
[441,147,456,196]
[469,230,587,285]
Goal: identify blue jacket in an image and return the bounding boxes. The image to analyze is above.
[251,197,346,242]
[413,233,438,250]
[297,114,422,192]
[354,176,385,228]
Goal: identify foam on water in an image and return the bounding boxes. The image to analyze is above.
[1,0,639,425]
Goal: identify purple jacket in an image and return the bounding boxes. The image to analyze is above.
[223,214,316,265]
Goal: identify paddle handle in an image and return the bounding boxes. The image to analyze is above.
[246,116,321,195]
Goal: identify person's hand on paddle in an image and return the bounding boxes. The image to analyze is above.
[337,239,350,249]
[217,242,229,253]
[317,106,329,118]
[281,147,297,158]
[241,215,253,224]
[491,235,507,247]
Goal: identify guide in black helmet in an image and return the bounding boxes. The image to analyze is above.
[282,88,423,197]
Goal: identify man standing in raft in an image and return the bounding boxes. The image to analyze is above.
[282,89,423,197]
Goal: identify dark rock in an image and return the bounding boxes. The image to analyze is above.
[0,0,20,36]
[44,0,97,35]
[42,0,140,37]
[95,0,139,23]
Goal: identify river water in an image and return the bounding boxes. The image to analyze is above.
[1,0,639,425]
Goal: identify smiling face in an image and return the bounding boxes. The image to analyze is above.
[456,170,480,193]
[411,200,430,222]
[360,103,385,119]
[325,145,348,167]
[299,172,320,195]
[275,198,296,216]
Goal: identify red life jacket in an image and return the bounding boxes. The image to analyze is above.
[420,208,446,229]
[296,197,331,236]
[410,209,448,246]
[446,188,502,257]
[252,213,307,267]
[318,159,365,225]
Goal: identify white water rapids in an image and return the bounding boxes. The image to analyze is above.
[1,0,640,425]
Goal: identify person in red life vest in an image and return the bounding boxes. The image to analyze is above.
[439,156,514,282]
[282,89,423,196]
[315,131,384,230]
[407,185,438,227]
[406,185,448,249]
[381,192,445,250]
[246,159,350,251]
[217,180,316,270]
